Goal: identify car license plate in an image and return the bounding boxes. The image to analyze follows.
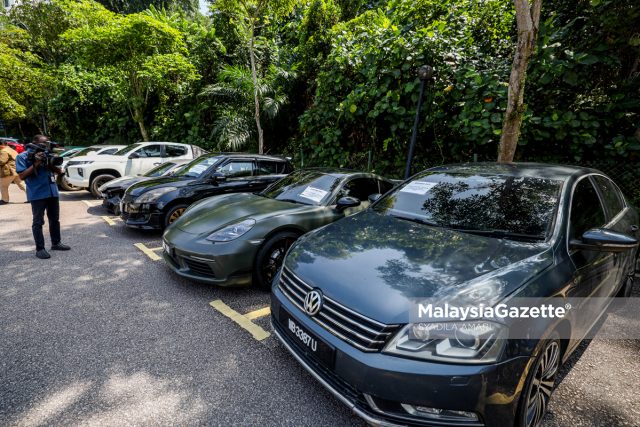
[280,307,335,368]
[162,240,170,254]
[120,201,127,213]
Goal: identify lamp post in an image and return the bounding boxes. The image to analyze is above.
[404,65,435,180]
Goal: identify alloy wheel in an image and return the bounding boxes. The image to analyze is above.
[526,341,560,427]
[168,208,186,224]
[261,238,293,286]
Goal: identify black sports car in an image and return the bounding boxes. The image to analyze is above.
[99,160,190,215]
[120,153,293,230]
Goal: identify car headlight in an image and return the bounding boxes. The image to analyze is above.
[134,187,178,203]
[68,160,93,166]
[206,219,255,242]
[383,320,507,364]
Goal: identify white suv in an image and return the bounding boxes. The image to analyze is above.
[58,145,126,191]
[66,142,206,197]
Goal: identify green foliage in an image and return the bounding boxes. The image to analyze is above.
[299,0,515,175]
[61,12,199,140]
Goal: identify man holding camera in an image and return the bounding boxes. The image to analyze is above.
[16,135,71,259]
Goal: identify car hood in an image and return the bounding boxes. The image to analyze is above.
[126,176,196,197]
[69,154,126,163]
[175,193,311,235]
[101,176,146,192]
[283,210,553,324]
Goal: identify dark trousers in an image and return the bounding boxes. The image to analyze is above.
[30,197,61,251]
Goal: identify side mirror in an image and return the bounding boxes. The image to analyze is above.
[368,193,382,203]
[336,196,360,211]
[569,228,638,253]
[128,152,139,159]
[211,172,227,182]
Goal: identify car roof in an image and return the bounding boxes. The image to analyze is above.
[294,167,390,181]
[425,162,601,182]
[201,152,291,162]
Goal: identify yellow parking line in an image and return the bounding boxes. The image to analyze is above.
[149,247,163,252]
[82,200,101,207]
[101,216,116,226]
[134,243,162,261]
[209,300,271,341]
[245,306,271,320]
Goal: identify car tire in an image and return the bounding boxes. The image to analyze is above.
[90,174,116,198]
[516,332,561,427]
[164,204,189,228]
[254,231,300,291]
[57,175,79,191]
[617,255,639,298]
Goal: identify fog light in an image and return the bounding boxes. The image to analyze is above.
[400,404,479,422]
[78,168,84,177]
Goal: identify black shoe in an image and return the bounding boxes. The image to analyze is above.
[0,201,7,206]
[36,249,51,259]
[51,243,71,251]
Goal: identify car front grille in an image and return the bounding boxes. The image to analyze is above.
[183,258,215,278]
[278,267,400,352]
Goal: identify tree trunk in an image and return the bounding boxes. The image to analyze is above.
[497,0,542,163]
[132,106,149,142]
[249,25,265,154]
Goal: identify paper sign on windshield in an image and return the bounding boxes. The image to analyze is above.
[400,181,437,195]
[300,186,328,203]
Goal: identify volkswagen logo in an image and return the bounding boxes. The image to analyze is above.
[304,290,323,316]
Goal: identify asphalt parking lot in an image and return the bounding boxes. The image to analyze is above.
[1,185,639,427]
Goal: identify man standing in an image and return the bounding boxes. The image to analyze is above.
[0,139,26,204]
[16,135,71,259]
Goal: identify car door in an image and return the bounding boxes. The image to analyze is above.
[215,159,256,194]
[126,144,164,175]
[252,160,288,192]
[592,175,637,296]
[567,176,616,336]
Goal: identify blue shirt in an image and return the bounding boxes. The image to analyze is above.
[16,150,59,201]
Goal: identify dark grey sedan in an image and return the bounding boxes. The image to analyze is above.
[271,163,638,427]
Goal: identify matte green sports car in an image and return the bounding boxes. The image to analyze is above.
[162,169,395,289]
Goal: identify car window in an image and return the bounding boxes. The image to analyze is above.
[165,145,188,157]
[74,147,99,157]
[593,175,625,218]
[136,145,162,158]
[217,161,254,178]
[257,161,287,175]
[115,143,142,155]
[341,178,384,201]
[570,178,606,239]
[144,162,176,177]
[373,172,562,239]
[99,148,118,155]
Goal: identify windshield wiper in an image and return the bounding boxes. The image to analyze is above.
[278,198,310,205]
[391,214,441,228]
[452,228,545,242]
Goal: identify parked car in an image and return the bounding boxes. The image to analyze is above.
[120,153,293,230]
[99,159,190,215]
[58,145,126,191]
[162,169,395,289]
[0,138,25,153]
[271,163,639,427]
[65,142,206,197]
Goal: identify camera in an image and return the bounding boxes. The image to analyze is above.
[26,143,64,167]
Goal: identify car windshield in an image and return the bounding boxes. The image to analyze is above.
[373,172,562,240]
[261,170,341,206]
[176,156,223,178]
[73,147,100,157]
[114,143,142,155]
[60,149,79,157]
[144,162,176,177]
